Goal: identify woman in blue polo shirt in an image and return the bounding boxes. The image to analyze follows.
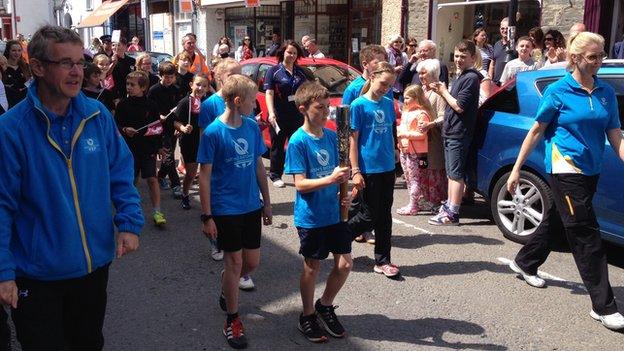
[263,40,309,188]
[506,32,624,331]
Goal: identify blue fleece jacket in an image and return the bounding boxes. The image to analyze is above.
[0,83,144,281]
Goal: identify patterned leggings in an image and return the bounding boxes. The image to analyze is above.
[400,152,447,208]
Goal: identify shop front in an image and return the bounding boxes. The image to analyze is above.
[218,0,381,68]
[430,0,541,66]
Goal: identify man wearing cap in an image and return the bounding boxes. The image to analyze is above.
[98,35,113,57]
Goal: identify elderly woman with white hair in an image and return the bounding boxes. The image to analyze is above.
[386,34,409,99]
[412,58,447,209]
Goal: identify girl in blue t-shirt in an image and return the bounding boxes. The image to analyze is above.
[349,61,400,278]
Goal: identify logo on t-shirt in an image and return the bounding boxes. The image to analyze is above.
[600,97,608,106]
[234,138,248,155]
[316,149,330,167]
[373,109,389,134]
[232,138,253,168]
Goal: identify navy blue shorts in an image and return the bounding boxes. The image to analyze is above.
[297,222,352,260]
[444,136,471,181]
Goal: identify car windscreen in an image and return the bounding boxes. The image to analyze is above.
[301,64,360,96]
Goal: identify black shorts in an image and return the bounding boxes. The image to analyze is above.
[133,152,157,179]
[179,136,199,164]
[297,222,352,260]
[214,209,262,252]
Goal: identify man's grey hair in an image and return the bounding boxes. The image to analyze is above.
[27,25,82,61]
[416,59,440,81]
[419,39,437,53]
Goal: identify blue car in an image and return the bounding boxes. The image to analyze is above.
[475,61,624,245]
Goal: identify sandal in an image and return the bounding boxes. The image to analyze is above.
[396,206,419,216]
[354,235,366,243]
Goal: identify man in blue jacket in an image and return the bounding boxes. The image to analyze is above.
[0,25,144,350]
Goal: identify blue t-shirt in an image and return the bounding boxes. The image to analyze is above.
[198,93,225,129]
[284,128,340,228]
[350,95,396,174]
[197,117,267,215]
[342,76,393,105]
[536,73,620,176]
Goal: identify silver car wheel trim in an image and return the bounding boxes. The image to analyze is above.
[496,179,545,237]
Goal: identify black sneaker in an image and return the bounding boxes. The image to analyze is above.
[219,291,227,312]
[298,313,328,343]
[315,299,346,338]
[223,317,248,349]
[181,195,191,210]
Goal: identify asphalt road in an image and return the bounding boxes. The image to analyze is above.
[101,164,624,351]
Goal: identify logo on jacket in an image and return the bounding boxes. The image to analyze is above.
[316,149,330,167]
[83,138,100,153]
[18,289,29,298]
[600,97,608,106]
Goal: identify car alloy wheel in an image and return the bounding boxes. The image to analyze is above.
[491,171,554,244]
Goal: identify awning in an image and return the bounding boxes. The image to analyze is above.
[200,0,280,8]
[76,0,129,28]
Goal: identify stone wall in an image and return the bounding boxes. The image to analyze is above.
[406,0,430,40]
[541,0,585,33]
[381,0,403,45]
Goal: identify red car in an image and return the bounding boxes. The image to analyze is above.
[240,57,401,148]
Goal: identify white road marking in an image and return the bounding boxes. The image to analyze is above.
[392,218,434,234]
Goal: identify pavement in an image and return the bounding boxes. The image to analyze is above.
[100,163,624,351]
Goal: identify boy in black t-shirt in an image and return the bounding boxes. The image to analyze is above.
[115,71,167,227]
[176,51,195,97]
[427,40,481,226]
[147,61,183,198]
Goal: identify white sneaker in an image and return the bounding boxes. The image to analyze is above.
[211,246,223,261]
[272,179,285,188]
[590,310,624,330]
[239,275,255,290]
[509,260,546,288]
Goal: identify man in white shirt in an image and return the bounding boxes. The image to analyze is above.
[304,38,325,58]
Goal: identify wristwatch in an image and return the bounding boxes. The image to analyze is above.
[200,214,213,223]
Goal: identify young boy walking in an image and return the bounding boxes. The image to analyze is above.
[427,40,482,226]
[285,82,352,343]
[197,74,272,349]
[115,71,167,226]
[147,61,183,198]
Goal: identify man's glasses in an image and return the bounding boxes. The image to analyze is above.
[41,58,86,70]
